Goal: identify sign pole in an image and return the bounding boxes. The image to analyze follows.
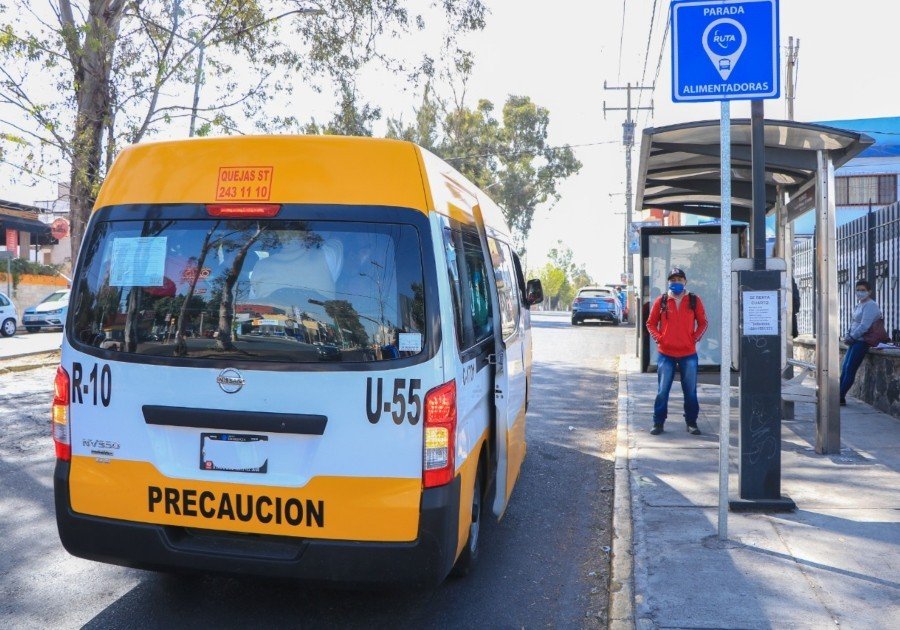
[718,100,731,540]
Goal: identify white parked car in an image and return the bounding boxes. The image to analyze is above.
[0,291,18,337]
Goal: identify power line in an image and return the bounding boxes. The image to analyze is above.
[616,0,628,83]
[444,140,620,163]
[642,5,671,131]
[636,0,661,112]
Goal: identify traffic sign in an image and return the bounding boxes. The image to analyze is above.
[671,0,779,103]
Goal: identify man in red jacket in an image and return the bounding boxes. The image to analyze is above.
[645,267,708,435]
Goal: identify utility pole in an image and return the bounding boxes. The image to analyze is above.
[785,36,799,121]
[604,81,653,295]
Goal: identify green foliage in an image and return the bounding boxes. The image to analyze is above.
[3,258,65,288]
[530,241,593,310]
[304,81,382,137]
[0,0,488,259]
[388,87,581,248]
[537,263,566,301]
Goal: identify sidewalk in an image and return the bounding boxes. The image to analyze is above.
[611,355,900,630]
[0,331,62,360]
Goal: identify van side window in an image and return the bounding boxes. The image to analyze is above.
[488,238,520,340]
[442,217,493,350]
[512,251,527,305]
[0,294,8,307]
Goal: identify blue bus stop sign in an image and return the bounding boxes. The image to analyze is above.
[671,0,779,102]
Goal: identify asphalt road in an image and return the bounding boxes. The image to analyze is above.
[0,312,629,629]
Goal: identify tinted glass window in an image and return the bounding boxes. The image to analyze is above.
[70,219,426,363]
[0,294,9,307]
[579,289,611,298]
[442,218,492,350]
[488,238,520,339]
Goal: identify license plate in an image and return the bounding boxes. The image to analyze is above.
[24,315,37,321]
[200,433,268,473]
[590,304,599,309]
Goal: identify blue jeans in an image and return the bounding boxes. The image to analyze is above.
[654,353,699,426]
[840,340,869,400]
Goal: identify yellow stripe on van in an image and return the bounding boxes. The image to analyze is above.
[69,456,421,542]
[93,136,429,213]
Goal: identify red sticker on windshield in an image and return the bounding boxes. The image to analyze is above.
[215,166,274,201]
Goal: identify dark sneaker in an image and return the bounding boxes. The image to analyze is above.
[687,424,701,435]
[840,398,847,406]
[650,425,664,435]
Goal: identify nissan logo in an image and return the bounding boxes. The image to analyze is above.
[216,368,245,394]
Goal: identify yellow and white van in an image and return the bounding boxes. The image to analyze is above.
[53,136,543,586]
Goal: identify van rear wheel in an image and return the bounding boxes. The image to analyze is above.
[451,463,483,577]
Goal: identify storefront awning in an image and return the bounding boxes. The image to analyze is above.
[0,213,51,235]
[634,119,875,222]
[0,199,52,237]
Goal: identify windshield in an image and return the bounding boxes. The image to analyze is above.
[42,291,69,304]
[70,218,426,364]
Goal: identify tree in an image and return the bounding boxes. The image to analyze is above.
[303,79,382,137]
[544,240,594,310]
[537,262,565,310]
[388,85,581,249]
[0,0,487,264]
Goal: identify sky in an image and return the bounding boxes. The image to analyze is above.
[4,0,900,282]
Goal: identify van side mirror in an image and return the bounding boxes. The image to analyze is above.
[525,279,543,307]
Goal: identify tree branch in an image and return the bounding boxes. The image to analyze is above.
[56,0,82,75]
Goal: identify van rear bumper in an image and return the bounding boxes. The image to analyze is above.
[54,461,460,587]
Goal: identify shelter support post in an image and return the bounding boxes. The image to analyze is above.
[775,191,796,417]
[815,151,841,454]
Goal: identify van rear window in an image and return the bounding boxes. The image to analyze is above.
[69,219,426,363]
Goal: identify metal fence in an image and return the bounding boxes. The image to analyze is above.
[793,200,900,340]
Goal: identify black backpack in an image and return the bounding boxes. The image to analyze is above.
[658,292,696,318]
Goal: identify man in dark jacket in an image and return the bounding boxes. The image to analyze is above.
[645,268,709,435]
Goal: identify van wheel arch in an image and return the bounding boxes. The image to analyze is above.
[451,446,488,577]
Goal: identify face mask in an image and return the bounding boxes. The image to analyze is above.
[856,290,869,300]
[669,282,685,295]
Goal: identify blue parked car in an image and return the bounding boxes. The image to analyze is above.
[23,289,69,332]
[571,287,623,325]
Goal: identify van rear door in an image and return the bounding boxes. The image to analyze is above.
[64,206,438,542]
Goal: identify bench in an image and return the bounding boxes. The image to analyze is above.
[782,358,817,417]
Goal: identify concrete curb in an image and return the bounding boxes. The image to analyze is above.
[608,355,635,630]
[0,349,60,362]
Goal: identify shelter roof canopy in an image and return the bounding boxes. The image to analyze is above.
[635,119,874,222]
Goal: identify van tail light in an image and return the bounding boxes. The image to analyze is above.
[423,380,457,488]
[206,204,281,218]
[52,366,71,461]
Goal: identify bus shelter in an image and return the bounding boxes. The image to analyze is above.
[634,119,874,454]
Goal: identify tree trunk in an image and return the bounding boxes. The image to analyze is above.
[216,228,263,351]
[67,1,125,264]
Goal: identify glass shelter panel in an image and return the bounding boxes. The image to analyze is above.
[645,231,741,369]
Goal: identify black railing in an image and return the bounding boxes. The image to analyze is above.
[794,200,900,341]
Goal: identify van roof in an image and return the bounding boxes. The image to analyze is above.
[94,135,512,238]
